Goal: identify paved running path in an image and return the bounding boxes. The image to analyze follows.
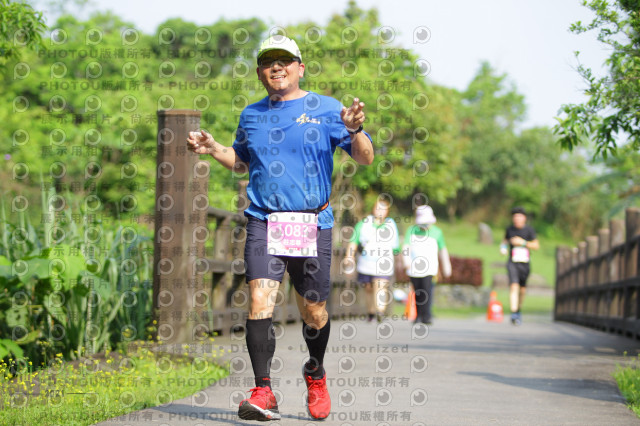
[98,314,640,425]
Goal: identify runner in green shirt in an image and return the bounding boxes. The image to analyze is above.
[401,205,451,324]
[345,199,400,321]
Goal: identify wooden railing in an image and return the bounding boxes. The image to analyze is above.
[153,110,367,344]
[555,207,640,338]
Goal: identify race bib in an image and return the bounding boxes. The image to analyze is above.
[267,212,318,257]
[511,247,530,263]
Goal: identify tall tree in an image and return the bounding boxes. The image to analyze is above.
[554,0,640,158]
[1,11,266,217]
[0,0,47,68]
[451,62,526,217]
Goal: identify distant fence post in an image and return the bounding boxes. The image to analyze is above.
[577,241,587,314]
[153,109,206,345]
[554,245,570,320]
[625,209,640,279]
[624,208,640,321]
[610,219,625,319]
[610,220,625,283]
[597,228,610,318]
[586,235,599,315]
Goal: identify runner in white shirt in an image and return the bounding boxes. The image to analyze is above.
[345,200,400,321]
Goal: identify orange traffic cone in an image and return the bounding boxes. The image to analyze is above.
[487,291,503,322]
[404,290,417,320]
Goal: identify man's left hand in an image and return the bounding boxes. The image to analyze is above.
[341,97,365,131]
[510,236,526,246]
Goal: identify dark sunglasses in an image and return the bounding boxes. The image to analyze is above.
[258,56,300,68]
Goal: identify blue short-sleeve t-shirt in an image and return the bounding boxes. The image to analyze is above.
[232,91,371,229]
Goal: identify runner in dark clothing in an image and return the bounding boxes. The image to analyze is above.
[500,207,539,325]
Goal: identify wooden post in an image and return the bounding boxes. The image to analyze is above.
[570,247,579,314]
[555,246,568,290]
[625,208,640,279]
[585,236,599,316]
[624,208,640,321]
[586,236,599,286]
[153,109,206,346]
[598,229,610,284]
[571,247,579,290]
[555,245,570,320]
[565,246,574,316]
[230,180,249,313]
[610,219,625,282]
[577,241,587,288]
[559,246,571,285]
[234,180,249,259]
[598,229,610,317]
[577,242,587,314]
[210,214,232,329]
[554,247,562,320]
[610,219,625,318]
[207,181,249,333]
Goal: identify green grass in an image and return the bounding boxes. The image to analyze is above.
[614,354,640,418]
[433,288,554,318]
[393,288,554,319]
[0,345,229,425]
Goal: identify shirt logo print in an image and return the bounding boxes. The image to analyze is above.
[295,113,320,125]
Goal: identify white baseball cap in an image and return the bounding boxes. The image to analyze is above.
[257,35,302,63]
[415,205,436,225]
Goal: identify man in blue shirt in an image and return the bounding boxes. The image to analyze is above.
[187,35,373,421]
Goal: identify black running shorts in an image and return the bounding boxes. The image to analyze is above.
[243,216,332,302]
[507,262,530,287]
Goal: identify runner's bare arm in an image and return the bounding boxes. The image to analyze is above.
[349,131,374,166]
[508,236,539,251]
[187,130,248,172]
[439,247,452,278]
[341,98,374,165]
[345,241,358,260]
[500,239,509,255]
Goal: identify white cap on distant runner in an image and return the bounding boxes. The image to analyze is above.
[415,205,436,225]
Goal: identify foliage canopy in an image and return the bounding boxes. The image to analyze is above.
[554,0,640,158]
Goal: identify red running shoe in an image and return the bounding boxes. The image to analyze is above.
[238,386,281,421]
[302,366,331,420]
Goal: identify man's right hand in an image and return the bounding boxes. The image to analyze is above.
[500,242,508,256]
[187,129,216,155]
